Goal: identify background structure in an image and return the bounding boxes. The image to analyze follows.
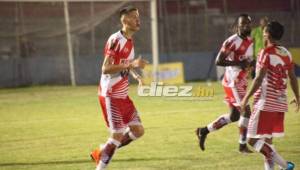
[0,0,299,87]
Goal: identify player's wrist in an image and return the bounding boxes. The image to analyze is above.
[136,75,141,80]
[124,63,132,70]
[129,61,138,69]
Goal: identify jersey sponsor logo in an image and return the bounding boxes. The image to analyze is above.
[120,59,130,77]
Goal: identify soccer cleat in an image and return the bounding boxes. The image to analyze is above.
[195,127,207,151]
[90,148,101,165]
[239,144,253,154]
[285,162,295,170]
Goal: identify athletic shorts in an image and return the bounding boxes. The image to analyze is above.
[98,96,141,133]
[223,85,246,108]
[247,109,284,138]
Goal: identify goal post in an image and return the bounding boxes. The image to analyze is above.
[0,0,159,86]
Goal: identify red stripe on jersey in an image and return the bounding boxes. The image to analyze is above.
[99,31,135,99]
[253,45,292,112]
[222,34,253,88]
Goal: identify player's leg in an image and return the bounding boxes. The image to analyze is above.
[118,96,144,148]
[195,86,241,151]
[263,138,275,170]
[129,124,144,138]
[209,106,239,132]
[247,111,294,170]
[238,105,252,153]
[92,97,126,170]
[119,121,144,148]
[228,85,253,153]
[249,138,294,170]
[119,124,144,148]
[195,106,239,151]
[204,86,241,133]
[96,133,123,170]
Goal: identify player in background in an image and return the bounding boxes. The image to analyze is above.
[90,6,148,170]
[196,14,254,153]
[251,16,269,78]
[241,21,298,170]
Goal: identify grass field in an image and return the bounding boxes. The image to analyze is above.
[0,82,299,170]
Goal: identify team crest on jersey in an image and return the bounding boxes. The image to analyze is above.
[120,59,130,77]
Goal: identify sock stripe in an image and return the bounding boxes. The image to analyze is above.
[238,116,249,128]
[128,132,137,140]
[108,138,121,147]
[253,139,265,152]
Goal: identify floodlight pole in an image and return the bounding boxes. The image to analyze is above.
[64,0,76,86]
[151,0,159,82]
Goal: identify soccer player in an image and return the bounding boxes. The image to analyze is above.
[196,14,254,153]
[251,16,269,78]
[251,17,269,60]
[241,21,298,170]
[90,6,148,170]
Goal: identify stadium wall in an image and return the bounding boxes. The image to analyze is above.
[0,52,217,87]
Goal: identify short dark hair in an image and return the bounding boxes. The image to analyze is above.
[119,6,138,18]
[238,13,251,22]
[231,13,251,33]
[265,21,284,40]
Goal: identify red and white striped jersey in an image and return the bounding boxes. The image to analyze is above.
[98,31,135,99]
[253,45,294,112]
[221,34,253,89]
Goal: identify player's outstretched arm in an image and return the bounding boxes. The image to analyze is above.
[288,68,300,112]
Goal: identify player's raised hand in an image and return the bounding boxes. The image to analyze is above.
[131,56,149,69]
[137,77,144,87]
[290,97,300,112]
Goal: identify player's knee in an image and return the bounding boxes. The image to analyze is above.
[229,107,240,122]
[132,126,144,138]
[230,112,240,122]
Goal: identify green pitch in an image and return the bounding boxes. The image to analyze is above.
[0,82,299,170]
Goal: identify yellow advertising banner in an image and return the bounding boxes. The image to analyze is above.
[290,48,300,66]
[142,62,185,84]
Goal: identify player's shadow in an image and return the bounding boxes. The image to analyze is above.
[0,157,199,167]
